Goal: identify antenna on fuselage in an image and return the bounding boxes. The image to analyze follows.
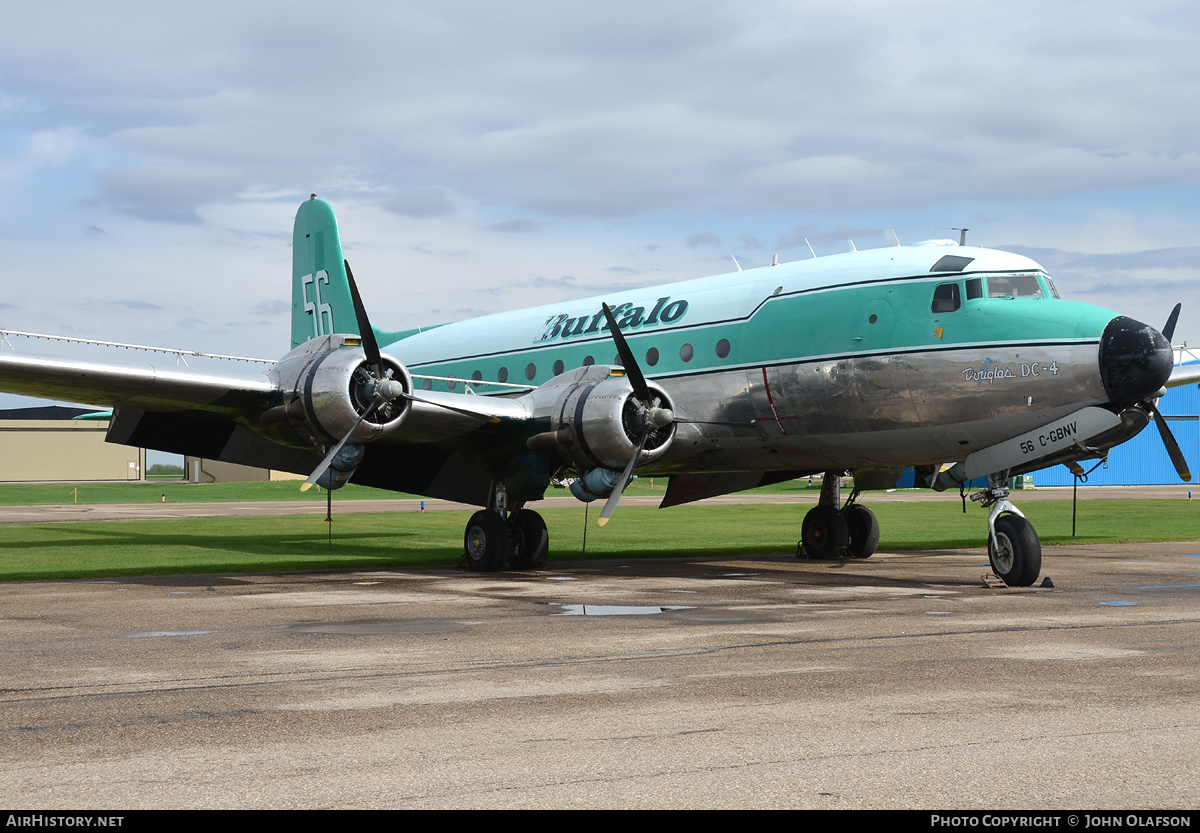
[805,238,816,259]
[884,228,900,247]
[771,254,778,266]
[731,255,742,272]
[848,240,857,252]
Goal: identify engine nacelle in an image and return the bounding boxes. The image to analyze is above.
[265,335,413,447]
[552,374,676,471]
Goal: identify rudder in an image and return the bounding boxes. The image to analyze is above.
[291,196,357,349]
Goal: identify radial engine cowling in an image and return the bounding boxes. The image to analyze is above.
[553,375,675,471]
[266,340,413,447]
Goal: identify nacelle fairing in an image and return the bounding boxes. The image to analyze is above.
[264,334,414,448]
[556,375,675,471]
[524,365,676,474]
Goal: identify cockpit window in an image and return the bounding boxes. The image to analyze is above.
[931,282,961,313]
[1044,275,1060,299]
[986,274,1044,299]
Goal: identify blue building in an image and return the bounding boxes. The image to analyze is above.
[1030,372,1200,486]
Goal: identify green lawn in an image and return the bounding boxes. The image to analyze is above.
[0,480,410,506]
[0,498,1196,582]
[0,476,811,506]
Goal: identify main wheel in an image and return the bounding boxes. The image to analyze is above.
[801,505,849,558]
[988,513,1042,586]
[464,510,508,572]
[508,509,549,570]
[844,504,880,559]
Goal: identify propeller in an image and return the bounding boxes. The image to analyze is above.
[595,303,675,526]
[1146,401,1190,481]
[598,424,652,527]
[300,260,404,492]
[1144,303,1190,482]
[1163,302,1181,343]
[345,260,383,377]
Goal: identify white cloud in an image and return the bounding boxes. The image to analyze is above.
[0,0,1198,350]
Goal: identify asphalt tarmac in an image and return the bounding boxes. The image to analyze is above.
[2,537,1200,808]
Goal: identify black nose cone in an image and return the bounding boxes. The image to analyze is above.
[1099,316,1173,402]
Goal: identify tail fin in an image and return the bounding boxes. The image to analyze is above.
[291,196,357,349]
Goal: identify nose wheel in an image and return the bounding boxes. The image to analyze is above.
[986,512,1042,586]
[973,480,1042,587]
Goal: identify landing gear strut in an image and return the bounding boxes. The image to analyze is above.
[797,472,880,560]
[971,475,1042,586]
[462,482,548,572]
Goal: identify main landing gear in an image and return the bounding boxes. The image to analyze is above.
[971,475,1042,587]
[462,482,549,572]
[797,472,880,560]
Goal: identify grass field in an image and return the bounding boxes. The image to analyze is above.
[0,475,789,506]
[0,491,1196,581]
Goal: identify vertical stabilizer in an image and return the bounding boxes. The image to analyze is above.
[291,197,357,349]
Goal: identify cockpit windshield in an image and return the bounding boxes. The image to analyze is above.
[986,274,1044,299]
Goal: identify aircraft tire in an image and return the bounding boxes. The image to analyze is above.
[801,505,849,558]
[988,513,1042,586]
[464,510,508,572]
[508,509,549,570]
[844,505,880,559]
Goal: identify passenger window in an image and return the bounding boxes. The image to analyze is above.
[966,278,983,300]
[931,283,961,313]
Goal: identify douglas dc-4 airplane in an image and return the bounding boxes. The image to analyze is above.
[2,196,1197,585]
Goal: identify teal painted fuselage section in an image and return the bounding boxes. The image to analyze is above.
[375,242,1118,474]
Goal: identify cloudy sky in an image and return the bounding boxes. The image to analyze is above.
[3,0,1199,394]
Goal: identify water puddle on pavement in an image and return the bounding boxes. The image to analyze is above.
[552,604,695,616]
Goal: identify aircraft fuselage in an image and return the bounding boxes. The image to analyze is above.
[385,242,1123,477]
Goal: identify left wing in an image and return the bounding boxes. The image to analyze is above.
[0,333,540,505]
[0,347,276,414]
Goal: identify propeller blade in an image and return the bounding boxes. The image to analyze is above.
[300,398,378,492]
[344,259,383,375]
[1148,401,1192,481]
[673,416,759,428]
[400,390,502,423]
[601,302,650,403]
[597,426,651,527]
[1162,303,1182,343]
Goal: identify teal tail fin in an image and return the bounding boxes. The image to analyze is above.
[291,196,357,349]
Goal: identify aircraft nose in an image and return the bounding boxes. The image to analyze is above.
[1098,315,1173,402]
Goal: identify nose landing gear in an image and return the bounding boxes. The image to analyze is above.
[972,475,1042,586]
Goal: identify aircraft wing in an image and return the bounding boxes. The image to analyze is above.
[0,339,543,506]
[1167,362,1200,388]
[0,350,277,414]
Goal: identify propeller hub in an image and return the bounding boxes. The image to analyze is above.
[647,407,674,428]
[373,379,405,401]
[1098,316,1173,403]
